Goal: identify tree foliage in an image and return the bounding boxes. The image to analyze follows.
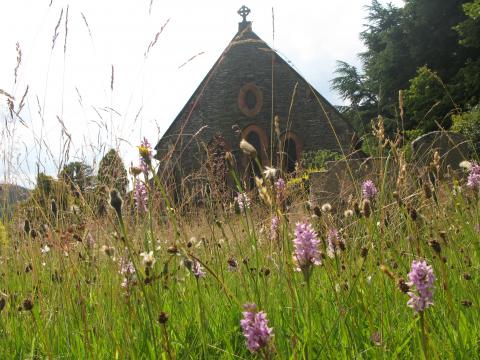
[97,149,128,196]
[403,67,458,132]
[59,161,94,196]
[332,0,480,137]
[451,105,480,153]
[96,149,128,216]
[30,173,69,217]
[455,0,480,48]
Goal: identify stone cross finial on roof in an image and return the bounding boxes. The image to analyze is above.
[238,5,251,23]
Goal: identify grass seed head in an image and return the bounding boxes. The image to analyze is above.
[429,239,441,254]
[22,299,33,311]
[362,199,371,218]
[158,311,169,324]
[361,246,369,258]
[240,139,257,158]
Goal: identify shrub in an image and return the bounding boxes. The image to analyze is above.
[300,149,340,171]
[452,105,480,154]
[403,67,456,132]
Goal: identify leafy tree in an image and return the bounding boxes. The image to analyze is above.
[452,105,480,153]
[301,150,340,170]
[401,0,476,81]
[331,61,373,108]
[359,0,412,110]
[36,173,54,198]
[96,150,128,215]
[453,1,480,107]
[97,149,128,196]
[451,59,480,108]
[455,0,480,48]
[332,0,480,135]
[30,173,69,216]
[403,67,458,132]
[59,161,94,196]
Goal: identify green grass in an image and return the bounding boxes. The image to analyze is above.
[0,152,479,359]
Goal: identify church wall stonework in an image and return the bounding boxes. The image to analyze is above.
[155,20,356,183]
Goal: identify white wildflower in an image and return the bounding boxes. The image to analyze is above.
[140,251,156,267]
[459,160,472,171]
[263,166,277,180]
[321,203,332,213]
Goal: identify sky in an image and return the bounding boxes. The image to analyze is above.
[0,0,404,187]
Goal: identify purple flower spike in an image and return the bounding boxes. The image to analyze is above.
[362,179,378,200]
[240,303,274,353]
[235,192,251,211]
[407,260,435,313]
[293,221,322,272]
[467,162,480,189]
[270,216,279,241]
[119,258,136,288]
[192,260,206,279]
[134,181,148,212]
[327,228,342,258]
[275,178,286,203]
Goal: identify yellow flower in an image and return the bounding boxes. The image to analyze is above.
[138,146,152,164]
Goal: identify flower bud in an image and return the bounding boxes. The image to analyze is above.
[362,199,371,218]
[51,199,58,217]
[158,311,169,324]
[360,246,368,258]
[225,151,235,168]
[423,182,433,199]
[130,166,142,177]
[22,298,34,311]
[398,278,409,293]
[109,189,123,217]
[429,239,441,254]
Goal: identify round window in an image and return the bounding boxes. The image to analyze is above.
[238,83,263,117]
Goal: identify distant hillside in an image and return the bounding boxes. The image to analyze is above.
[0,183,30,218]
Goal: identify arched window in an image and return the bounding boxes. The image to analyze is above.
[241,125,268,189]
[281,132,303,173]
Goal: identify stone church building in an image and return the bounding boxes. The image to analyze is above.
[155,6,356,193]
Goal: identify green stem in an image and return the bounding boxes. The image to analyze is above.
[420,312,428,359]
[306,276,313,359]
[196,279,207,357]
[116,214,159,358]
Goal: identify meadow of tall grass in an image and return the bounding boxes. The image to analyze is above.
[0,125,479,359]
[1,3,479,358]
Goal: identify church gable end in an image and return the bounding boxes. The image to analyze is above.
[155,6,356,180]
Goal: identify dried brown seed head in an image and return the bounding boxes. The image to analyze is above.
[398,278,410,293]
[429,239,441,254]
[362,199,371,218]
[360,246,368,258]
[158,311,169,324]
[167,245,178,255]
[22,299,33,311]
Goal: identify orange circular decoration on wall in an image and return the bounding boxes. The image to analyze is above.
[238,83,263,117]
